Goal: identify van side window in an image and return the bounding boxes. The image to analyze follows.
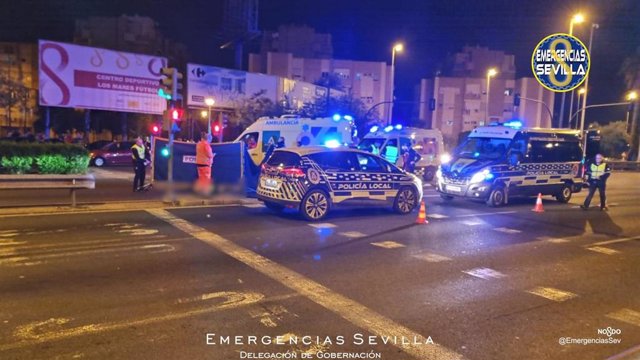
[528,140,580,162]
[555,142,582,162]
[529,141,556,162]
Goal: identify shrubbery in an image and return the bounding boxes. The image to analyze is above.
[0,142,90,174]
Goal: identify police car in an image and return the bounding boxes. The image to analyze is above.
[257,147,423,220]
[436,123,585,207]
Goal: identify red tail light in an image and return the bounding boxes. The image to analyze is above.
[281,167,305,177]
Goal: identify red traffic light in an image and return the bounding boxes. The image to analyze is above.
[214,125,220,133]
[151,124,160,134]
[171,108,183,121]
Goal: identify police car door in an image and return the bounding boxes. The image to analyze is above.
[354,152,397,205]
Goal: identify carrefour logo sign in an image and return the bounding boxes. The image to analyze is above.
[532,33,590,92]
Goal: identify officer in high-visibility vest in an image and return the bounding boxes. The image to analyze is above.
[131,136,150,192]
[581,153,611,210]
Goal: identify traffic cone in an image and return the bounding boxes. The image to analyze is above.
[416,200,429,224]
[532,193,544,213]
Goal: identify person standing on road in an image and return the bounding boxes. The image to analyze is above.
[195,132,215,194]
[581,153,612,211]
[401,145,421,173]
[131,136,150,192]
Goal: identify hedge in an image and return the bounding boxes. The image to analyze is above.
[0,142,90,174]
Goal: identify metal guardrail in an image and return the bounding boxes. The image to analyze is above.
[0,174,96,207]
[608,161,640,171]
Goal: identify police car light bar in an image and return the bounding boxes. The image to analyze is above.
[324,139,341,148]
[343,115,353,121]
[395,124,403,130]
[369,126,379,133]
[384,125,394,133]
[332,114,342,121]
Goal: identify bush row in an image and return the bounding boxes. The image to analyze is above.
[0,142,90,174]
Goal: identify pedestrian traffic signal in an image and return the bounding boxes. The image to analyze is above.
[213,124,220,133]
[171,108,183,121]
[158,67,184,102]
[151,123,161,135]
[161,146,170,157]
[514,94,521,107]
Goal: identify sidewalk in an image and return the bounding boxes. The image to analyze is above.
[0,194,259,217]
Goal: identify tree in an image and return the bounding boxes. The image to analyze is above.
[230,90,283,128]
[620,48,640,159]
[591,121,631,159]
[0,76,30,128]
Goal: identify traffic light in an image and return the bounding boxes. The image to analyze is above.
[514,94,521,107]
[160,146,170,157]
[151,123,161,135]
[158,67,184,102]
[162,108,184,133]
[213,124,220,134]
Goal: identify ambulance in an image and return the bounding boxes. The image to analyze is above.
[236,114,355,165]
[358,126,445,180]
[436,121,585,207]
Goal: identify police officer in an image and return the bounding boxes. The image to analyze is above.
[581,153,611,211]
[131,136,150,192]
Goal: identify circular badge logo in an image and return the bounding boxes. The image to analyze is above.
[532,33,590,92]
[307,168,321,184]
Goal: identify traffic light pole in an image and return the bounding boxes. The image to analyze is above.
[167,101,176,203]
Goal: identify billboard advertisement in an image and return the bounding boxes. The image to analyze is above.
[38,40,168,114]
[187,63,279,109]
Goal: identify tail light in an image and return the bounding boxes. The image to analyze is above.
[281,167,305,177]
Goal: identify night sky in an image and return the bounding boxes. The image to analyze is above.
[1,0,638,124]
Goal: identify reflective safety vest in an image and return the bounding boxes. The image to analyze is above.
[590,162,607,180]
[131,144,145,160]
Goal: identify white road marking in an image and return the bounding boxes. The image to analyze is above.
[339,231,367,238]
[494,227,522,234]
[147,209,463,360]
[457,211,517,218]
[462,267,506,280]
[0,233,18,238]
[461,219,484,226]
[423,194,441,198]
[0,240,27,247]
[587,246,620,255]
[307,223,337,229]
[427,213,448,219]
[243,203,265,208]
[590,235,640,247]
[4,291,265,351]
[117,228,159,236]
[370,241,406,249]
[539,236,570,244]
[412,253,452,263]
[526,287,577,302]
[607,309,640,327]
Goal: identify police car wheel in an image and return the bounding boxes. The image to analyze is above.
[486,186,506,207]
[555,185,572,203]
[394,187,418,214]
[301,189,330,221]
[93,157,105,167]
[264,202,284,212]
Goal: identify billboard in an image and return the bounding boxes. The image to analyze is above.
[187,63,279,109]
[38,40,168,114]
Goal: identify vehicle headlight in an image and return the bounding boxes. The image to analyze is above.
[470,169,493,183]
[440,153,452,164]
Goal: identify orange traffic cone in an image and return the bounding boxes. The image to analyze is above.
[416,200,429,224]
[532,193,544,213]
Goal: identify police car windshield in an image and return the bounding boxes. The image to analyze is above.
[455,137,511,160]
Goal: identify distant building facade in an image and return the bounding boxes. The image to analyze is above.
[0,42,39,134]
[74,15,189,67]
[417,46,554,145]
[259,25,333,59]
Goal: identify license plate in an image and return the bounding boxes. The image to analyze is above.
[446,185,462,192]
[264,178,279,189]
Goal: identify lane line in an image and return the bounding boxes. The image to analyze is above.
[607,309,640,328]
[462,268,506,280]
[427,213,448,219]
[526,287,577,302]
[338,231,367,239]
[586,246,620,255]
[456,211,517,218]
[589,235,640,247]
[307,223,337,229]
[606,344,640,360]
[147,209,463,360]
[370,241,406,249]
[494,227,522,234]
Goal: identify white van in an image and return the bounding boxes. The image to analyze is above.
[358,126,445,180]
[236,115,355,165]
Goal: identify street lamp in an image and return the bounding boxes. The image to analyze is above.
[561,13,586,128]
[486,68,498,122]
[388,42,404,125]
[204,97,215,137]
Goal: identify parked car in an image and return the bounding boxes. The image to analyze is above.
[257,146,423,221]
[86,140,114,151]
[90,141,135,167]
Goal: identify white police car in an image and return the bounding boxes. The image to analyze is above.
[257,147,423,220]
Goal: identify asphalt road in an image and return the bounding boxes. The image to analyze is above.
[0,173,639,360]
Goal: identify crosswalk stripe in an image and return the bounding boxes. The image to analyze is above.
[370,241,405,249]
[607,309,640,327]
[526,287,577,302]
[412,253,452,263]
[463,267,506,280]
[587,246,620,255]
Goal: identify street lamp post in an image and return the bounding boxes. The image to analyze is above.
[205,98,215,138]
[560,13,585,128]
[578,23,599,155]
[625,91,637,133]
[486,68,498,123]
[388,43,403,125]
[574,88,586,129]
